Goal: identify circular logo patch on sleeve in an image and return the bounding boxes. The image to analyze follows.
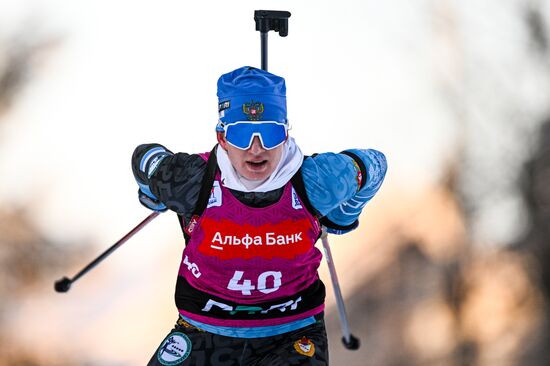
[157,332,192,365]
[293,336,315,357]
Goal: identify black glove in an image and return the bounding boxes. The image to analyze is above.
[132,144,173,212]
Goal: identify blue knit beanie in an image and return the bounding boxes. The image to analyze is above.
[216,66,287,131]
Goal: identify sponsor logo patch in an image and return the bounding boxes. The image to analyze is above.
[202,295,302,315]
[198,217,312,260]
[218,100,231,112]
[184,215,199,236]
[294,336,315,357]
[291,187,303,209]
[148,154,167,178]
[219,101,230,118]
[157,332,192,365]
[207,181,223,208]
[177,318,204,332]
[350,159,363,191]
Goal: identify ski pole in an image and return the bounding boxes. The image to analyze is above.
[254,10,291,71]
[321,228,360,350]
[54,211,161,293]
[253,10,359,350]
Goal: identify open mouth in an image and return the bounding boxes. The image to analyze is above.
[246,160,268,169]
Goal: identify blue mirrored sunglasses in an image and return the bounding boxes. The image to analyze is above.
[224,122,288,150]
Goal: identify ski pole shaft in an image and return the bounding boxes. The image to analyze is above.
[321,229,360,350]
[54,211,161,293]
[254,10,291,71]
[261,31,268,71]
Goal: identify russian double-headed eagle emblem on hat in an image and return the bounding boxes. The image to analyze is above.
[243,100,264,121]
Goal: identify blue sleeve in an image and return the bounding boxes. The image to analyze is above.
[301,149,387,233]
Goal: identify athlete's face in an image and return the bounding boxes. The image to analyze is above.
[217,132,284,181]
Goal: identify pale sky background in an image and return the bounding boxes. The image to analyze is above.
[1,0,549,364]
[0,0,459,246]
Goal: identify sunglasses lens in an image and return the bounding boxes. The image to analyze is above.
[225,123,287,150]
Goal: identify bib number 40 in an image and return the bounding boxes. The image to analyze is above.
[228,270,282,295]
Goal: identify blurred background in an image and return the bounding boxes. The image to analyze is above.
[1,0,549,365]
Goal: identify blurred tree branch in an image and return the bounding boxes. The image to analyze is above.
[0,24,85,366]
[0,27,61,118]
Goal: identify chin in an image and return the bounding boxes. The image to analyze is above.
[245,172,271,181]
[243,168,273,181]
